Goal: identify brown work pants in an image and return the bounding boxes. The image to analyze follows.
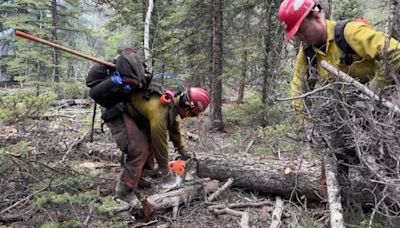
[106,112,154,190]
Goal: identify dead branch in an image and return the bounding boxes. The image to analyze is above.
[320,60,400,114]
[0,179,52,215]
[83,186,101,227]
[130,220,158,228]
[276,82,346,101]
[207,200,274,211]
[245,139,255,154]
[60,130,90,163]
[0,206,40,223]
[324,155,345,228]
[207,177,234,202]
[270,197,284,228]
[213,208,249,228]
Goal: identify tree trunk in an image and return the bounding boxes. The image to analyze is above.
[237,49,246,104]
[144,0,153,72]
[389,0,400,40]
[237,5,250,105]
[51,0,60,82]
[211,0,224,131]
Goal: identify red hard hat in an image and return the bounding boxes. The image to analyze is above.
[278,0,315,42]
[187,87,210,116]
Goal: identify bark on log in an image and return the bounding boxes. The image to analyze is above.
[195,154,377,205]
[196,156,323,201]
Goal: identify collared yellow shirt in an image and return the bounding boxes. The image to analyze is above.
[291,20,400,112]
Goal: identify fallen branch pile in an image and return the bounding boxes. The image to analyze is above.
[306,61,400,222]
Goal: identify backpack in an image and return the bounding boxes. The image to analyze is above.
[85,48,149,109]
[304,19,370,90]
[143,71,185,101]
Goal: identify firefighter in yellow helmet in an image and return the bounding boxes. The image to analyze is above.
[278,0,400,114]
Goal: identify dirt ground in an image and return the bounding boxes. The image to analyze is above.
[0,103,328,228]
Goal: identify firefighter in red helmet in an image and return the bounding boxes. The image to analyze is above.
[114,86,211,202]
[278,0,400,114]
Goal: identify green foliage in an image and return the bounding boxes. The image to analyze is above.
[41,224,58,228]
[0,141,33,182]
[0,148,12,177]
[36,192,120,220]
[334,0,363,20]
[36,191,97,206]
[5,141,31,155]
[343,203,400,227]
[54,174,92,192]
[94,196,120,218]
[223,90,263,126]
[255,123,300,156]
[52,80,89,99]
[227,130,246,153]
[41,220,80,228]
[0,91,55,124]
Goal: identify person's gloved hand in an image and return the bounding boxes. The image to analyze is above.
[122,77,143,88]
[176,147,191,160]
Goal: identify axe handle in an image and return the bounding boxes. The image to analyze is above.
[15,30,116,68]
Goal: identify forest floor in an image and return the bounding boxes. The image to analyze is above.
[0,100,330,228]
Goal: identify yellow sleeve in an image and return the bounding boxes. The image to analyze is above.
[345,22,400,89]
[291,49,308,113]
[344,22,400,61]
[168,120,184,151]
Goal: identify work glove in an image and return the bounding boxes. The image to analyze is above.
[122,76,143,88]
[176,147,192,160]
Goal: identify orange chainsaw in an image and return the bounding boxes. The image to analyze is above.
[162,154,199,190]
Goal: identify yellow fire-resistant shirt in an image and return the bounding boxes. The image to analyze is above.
[291,20,400,112]
[129,91,184,171]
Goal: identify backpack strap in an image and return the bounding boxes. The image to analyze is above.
[334,19,355,65]
[304,45,318,90]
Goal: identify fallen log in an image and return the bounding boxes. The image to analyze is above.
[197,155,323,201]
[52,99,91,108]
[194,153,381,206]
[123,179,220,217]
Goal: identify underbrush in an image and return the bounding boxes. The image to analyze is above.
[222,90,302,156]
[51,80,89,100]
[0,91,55,124]
[0,141,124,227]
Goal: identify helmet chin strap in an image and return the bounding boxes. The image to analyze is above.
[179,89,194,108]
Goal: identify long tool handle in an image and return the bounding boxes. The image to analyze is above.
[15,30,116,68]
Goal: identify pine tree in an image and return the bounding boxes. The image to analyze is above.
[1,0,84,82]
[333,0,363,20]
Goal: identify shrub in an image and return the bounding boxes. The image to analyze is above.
[52,80,89,99]
[0,91,55,124]
[223,90,263,126]
[255,123,301,156]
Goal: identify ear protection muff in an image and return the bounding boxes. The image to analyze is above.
[160,90,176,106]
